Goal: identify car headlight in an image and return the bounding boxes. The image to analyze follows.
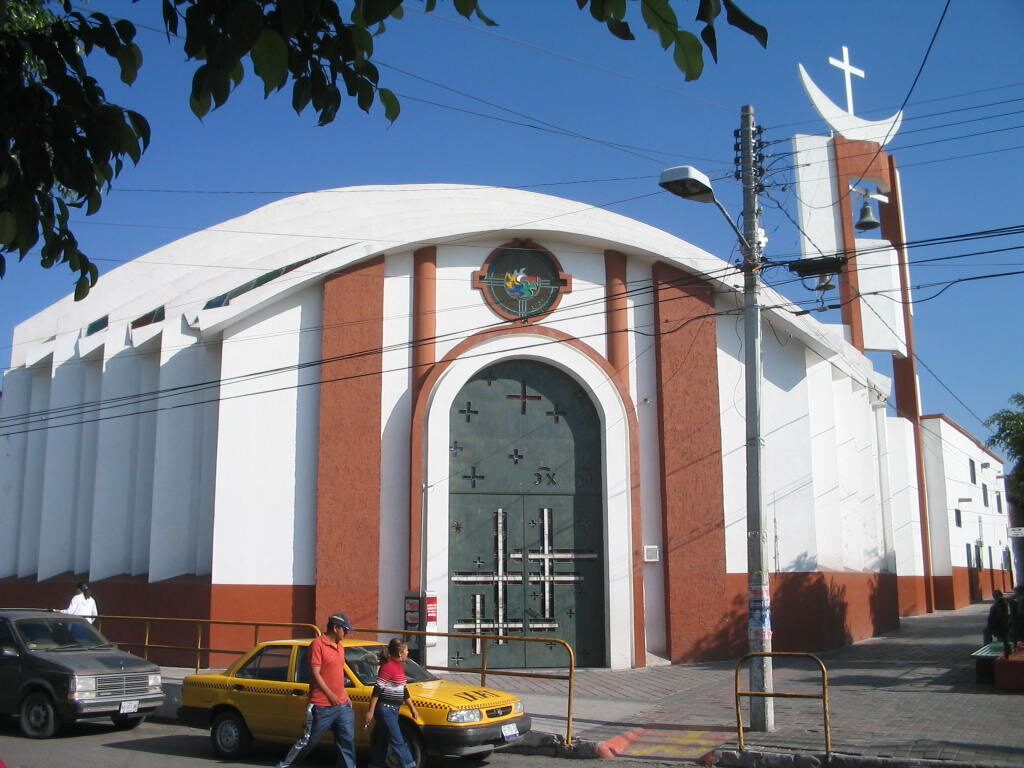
[447,708,483,723]
[148,673,162,692]
[69,675,98,698]
[513,701,523,714]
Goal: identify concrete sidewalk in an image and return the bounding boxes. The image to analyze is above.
[160,601,1024,767]
[492,601,1024,767]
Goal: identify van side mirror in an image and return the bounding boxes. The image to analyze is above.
[0,646,18,658]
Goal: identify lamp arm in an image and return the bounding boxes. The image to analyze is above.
[711,197,753,255]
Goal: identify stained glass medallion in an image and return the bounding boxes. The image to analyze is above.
[472,242,571,322]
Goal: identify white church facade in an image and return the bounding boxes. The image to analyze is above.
[1,183,1010,668]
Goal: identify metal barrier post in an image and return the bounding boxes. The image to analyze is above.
[734,651,831,758]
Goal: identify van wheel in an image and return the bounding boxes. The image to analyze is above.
[211,710,252,759]
[111,714,146,730]
[399,720,426,768]
[20,691,61,739]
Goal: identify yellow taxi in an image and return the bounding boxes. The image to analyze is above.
[178,638,530,766]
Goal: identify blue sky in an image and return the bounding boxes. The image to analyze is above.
[3,0,1022,448]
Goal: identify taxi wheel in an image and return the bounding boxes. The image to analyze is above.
[211,710,252,759]
[399,720,426,768]
[19,691,61,739]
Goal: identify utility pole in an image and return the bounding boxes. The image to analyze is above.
[738,104,775,731]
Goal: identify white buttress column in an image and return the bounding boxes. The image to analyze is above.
[17,362,52,577]
[91,325,158,580]
[149,317,220,581]
[210,287,320,586]
[0,368,32,577]
[38,332,91,579]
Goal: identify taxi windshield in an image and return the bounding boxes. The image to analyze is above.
[345,645,438,686]
[15,618,109,650]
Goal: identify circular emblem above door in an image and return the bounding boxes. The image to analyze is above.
[472,240,572,322]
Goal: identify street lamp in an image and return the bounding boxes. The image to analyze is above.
[659,131,775,732]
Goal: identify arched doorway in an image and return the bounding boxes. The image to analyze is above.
[447,359,605,667]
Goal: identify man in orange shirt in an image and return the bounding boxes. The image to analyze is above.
[276,612,356,768]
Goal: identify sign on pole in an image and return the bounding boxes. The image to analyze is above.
[1008,527,1024,537]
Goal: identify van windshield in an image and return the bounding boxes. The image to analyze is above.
[15,618,109,650]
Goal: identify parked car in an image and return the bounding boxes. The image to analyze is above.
[179,637,531,767]
[0,608,164,738]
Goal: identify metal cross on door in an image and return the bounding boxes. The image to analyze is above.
[448,360,605,668]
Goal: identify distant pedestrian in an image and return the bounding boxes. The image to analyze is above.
[61,582,97,624]
[276,612,356,768]
[364,638,421,768]
[1009,585,1024,652]
[984,589,1013,657]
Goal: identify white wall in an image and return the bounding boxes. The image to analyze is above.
[627,259,667,658]
[378,250,414,630]
[210,286,321,585]
[921,416,1008,574]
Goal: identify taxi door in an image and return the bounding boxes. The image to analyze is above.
[227,644,305,740]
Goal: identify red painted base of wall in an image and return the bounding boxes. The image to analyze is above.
[934,568,1012,610]
[897,575,928,616]
[0,576,315,667]
[710,571,900,657]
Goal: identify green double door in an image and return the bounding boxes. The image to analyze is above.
[448,360,605,668]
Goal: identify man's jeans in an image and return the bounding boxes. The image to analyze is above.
[276,701,356,768]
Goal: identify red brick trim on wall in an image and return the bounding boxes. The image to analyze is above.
[604,250,629,392]
[650,262,727,661]
[723,571,899,655]
[408,325,647,666]
[316,257,385,631]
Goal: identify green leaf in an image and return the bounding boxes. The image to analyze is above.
[228,0,265,51]
[672,30,703,80]
[86,190,102,215]
[641,0,678,49]
[116,42,142,84]
[292,76,312,113]
[162,0,179,36]
[190,89,212,119]
[251,28,289,95]
[696,0,722,24]
[356,78,374,112]
[362,0,403,26]
[74,274,91,301]
[474,5,498,26]
[0,212,17,244]
[127,110,151,150]
[114,18,137,43]
[606,19,633,41]
[700,23,718,63]
[379,87,400,122]
[723,0,767,48]
[453,0,475,19]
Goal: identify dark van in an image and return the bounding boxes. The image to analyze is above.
[0,608,164,738]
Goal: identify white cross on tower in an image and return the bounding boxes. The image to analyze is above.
[828,45,865,115]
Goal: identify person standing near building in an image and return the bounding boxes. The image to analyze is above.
[984,590,1013,658]
[62,582,97,624]
[276,612,356,768]
[364,638,421,768]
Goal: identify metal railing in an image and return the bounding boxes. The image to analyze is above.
[95,614,321,671]
[356,626,577,743]
[94,615,577,743]
[734,651,831,758]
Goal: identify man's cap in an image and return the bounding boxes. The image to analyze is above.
[77,582,90,591]
[327,612,351,631]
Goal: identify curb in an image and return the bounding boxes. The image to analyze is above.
[715,748,1016,768]
[500,730,605,760]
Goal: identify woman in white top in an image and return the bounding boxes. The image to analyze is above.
[63,582,97,624]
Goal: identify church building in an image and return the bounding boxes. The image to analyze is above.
[5,181,1006,669]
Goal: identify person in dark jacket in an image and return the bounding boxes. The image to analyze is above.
[984,590,1013,657]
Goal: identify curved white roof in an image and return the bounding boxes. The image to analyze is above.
[10,184,879,387]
